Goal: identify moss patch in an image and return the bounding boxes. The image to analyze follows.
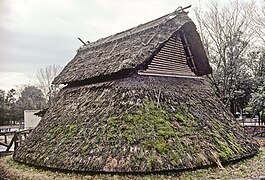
[105,99,203,170]
[13,76,260,172]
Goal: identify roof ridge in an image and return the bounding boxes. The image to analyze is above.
[78,9,189,51]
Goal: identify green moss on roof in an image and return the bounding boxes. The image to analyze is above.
[13,76,259,172]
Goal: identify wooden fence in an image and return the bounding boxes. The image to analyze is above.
[243,125,265,137]
[0,129,32,153]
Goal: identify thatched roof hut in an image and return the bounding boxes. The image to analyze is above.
[13,7,259,173]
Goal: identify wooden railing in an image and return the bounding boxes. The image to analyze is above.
[243,125,265,137]
[0,129,32,152]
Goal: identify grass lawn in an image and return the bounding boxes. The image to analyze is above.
[0,144,264,179]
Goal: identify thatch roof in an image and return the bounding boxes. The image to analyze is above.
[53,9,212,85]
[14,76,259,172]
[13,7,258,173]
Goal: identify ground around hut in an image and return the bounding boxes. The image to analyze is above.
[0,141,264,180]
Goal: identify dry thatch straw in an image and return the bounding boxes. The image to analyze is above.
[14,76,259,172]
[13,8,259,173]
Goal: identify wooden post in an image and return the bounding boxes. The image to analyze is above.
[6,134,14,152]
[4,134,7,144]
[14,132,19,151]
[19,132,22,146]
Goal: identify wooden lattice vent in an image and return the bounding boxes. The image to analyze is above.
[138,31,198,77]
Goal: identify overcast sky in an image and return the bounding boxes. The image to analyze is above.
[0,0,202,92]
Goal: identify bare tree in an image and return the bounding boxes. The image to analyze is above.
[36,64,62,103]
[194,0,257,113]
[253,0,265,44]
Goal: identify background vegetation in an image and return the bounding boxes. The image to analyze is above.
[0,65,61,125]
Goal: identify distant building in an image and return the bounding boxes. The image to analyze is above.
[24,110,41,129]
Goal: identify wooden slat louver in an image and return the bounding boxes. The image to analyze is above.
[138,33,196,77]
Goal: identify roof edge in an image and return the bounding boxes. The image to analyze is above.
[77,7,191,52]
